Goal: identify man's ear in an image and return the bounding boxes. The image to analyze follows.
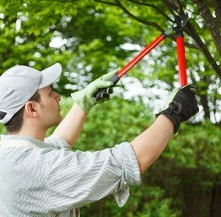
[24,101,40,118]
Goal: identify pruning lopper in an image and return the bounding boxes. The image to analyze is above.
[95,13,189,101]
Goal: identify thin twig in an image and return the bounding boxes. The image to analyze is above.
[114,0,164,32]
[127,0,173,22]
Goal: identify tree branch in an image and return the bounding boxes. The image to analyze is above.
[211,0,221,27]
[195,0,221,56]
[127,0,173,22]
[185,21,221,77]
[95,0,198,49]
[162,0,182,15]
[162,0,221,78]
[114,0,164,32]
[96,0,221,77]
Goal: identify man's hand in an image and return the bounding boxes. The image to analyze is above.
[156,84,199,133]
[71,71,115,113]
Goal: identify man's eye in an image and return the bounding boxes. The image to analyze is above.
[50,89,55,95]
[51,85,61,95]
[51,85,57,92]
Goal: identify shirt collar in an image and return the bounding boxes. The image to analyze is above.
[0,135,53,149]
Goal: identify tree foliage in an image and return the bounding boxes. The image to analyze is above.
[1,0,221,122]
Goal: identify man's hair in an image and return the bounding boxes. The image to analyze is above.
[2,91,41,133]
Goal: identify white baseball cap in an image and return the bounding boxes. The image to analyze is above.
[0,63,62,124]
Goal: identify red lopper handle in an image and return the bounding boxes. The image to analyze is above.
[176,36,187,86]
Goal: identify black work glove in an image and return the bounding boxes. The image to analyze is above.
[156,84,199,133]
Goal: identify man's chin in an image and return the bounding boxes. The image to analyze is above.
[56,116,63,125]
[50,116,63,127]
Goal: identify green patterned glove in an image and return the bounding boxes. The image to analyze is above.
[71,71,115,113]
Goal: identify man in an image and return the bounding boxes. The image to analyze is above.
[0,63,198,216]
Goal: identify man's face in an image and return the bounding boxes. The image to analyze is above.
[37,86,62,128]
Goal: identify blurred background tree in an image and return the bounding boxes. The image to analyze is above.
[0,0,221,216]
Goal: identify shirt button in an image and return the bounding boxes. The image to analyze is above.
[124,181,127,185]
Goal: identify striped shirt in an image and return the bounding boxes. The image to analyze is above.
[0,134,141,216]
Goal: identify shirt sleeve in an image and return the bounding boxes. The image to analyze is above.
[45,142,141,212]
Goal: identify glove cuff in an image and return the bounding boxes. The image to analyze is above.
[71,91,96,114]
[157,108,180,133]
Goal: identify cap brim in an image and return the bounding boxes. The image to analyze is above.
[39,63,62,89]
